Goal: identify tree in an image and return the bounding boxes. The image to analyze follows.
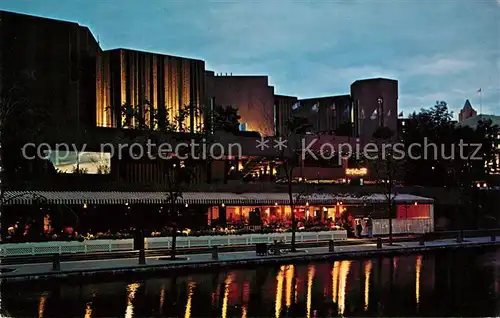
[281,115,312,252]
[212,105,241,133]
[164,142,205,259]
[403,101,456,186]
[371,126,406,244]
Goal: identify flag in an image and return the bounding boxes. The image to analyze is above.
[292,101,300,110]
[398,111,404,117]
[387,109,392,117]
[477,88,482,93]
[343,105,350,116]
[370,109,378,120]
[311,103,319,112]
[360,108,366,120]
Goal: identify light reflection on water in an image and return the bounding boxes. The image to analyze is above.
[4,250,500,318]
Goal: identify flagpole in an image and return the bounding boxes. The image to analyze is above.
[480,89,483,115]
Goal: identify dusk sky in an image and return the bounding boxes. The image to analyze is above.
[2,0,499,117]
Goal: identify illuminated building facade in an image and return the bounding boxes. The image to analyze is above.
[205,72,275,136]
[97,49,206,132]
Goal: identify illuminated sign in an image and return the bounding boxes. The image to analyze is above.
[345,168,368,176]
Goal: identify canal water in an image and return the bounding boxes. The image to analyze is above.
[2,248,500,317]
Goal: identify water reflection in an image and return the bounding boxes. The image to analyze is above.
[285,265,294,309]
[4,251,500,317]
[364,260,373,311]
[275,266,285,318]
[184,281,195,318]
[84,302,93,318]
[306,265,315,318]
[125,282,141,318]
[38,292,48,318]
[416,255,422,308]
[337,260,352,315]
[159,285,165,314]
[221,272,234,318]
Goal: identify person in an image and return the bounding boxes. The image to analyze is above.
[356,219,362,238]
[366,216,373,238]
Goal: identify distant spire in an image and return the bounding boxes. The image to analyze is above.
[463,99,473,110]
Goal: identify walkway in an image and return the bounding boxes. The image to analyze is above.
[1,236,498,281]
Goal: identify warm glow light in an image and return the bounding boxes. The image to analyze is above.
[338,261,352,316]
[83,203,88,209]
[84,303,93,318]
[285,265,295,308]
[184,281,196,318]
[275,202,278,206]
[332,262,340,303]
[306,202,309,206]
[159,285,165,314]
[222,203,225,207]
[222,273,234,318]
[416,255,422,307]
[38,292,48,318]
[345,167,368,176]
[414,202,418,205]
[306,265,316,318]
[185,203,189,207]
[364,261,373,311]
[125,282,141,318]
[275,266,285,318]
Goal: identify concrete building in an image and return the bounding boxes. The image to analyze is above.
[205,72,275,136]
[274,94,297,136]
[292,95,353,136]
[350,78,399,142]
[0,10,100,134]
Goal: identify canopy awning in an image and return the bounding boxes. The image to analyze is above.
[2,191,434,205]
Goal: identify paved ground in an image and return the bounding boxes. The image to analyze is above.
[1,236,498,281]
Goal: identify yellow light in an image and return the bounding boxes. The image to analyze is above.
[275,202,278,206]
[84,302,93,318]
[275,266,285,318]
[306,265,315,318]
[184,281,196,318]
[364,260,372,311]
[38,292,48,318]
[125,282,141,318]
[332,262,339,303]
[416,255,422,307]
[222,203,225,207]
[285,265,294,308]
[306,202,309,206]
[338,261,352,315]
[345,167,368,176]
[221,273,234,318]
[414,202,418,205]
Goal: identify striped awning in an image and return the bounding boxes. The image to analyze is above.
[2,191,434,205]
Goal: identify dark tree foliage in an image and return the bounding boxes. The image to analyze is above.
[212,105,241,133]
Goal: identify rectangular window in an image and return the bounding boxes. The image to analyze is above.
[43,150,111,174]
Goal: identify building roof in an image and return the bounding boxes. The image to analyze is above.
[3,191,434,205]
[463,99,474,110]
[458,114,500,129]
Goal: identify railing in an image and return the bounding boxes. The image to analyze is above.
[0,230,347,257]
[372,218,433,235]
